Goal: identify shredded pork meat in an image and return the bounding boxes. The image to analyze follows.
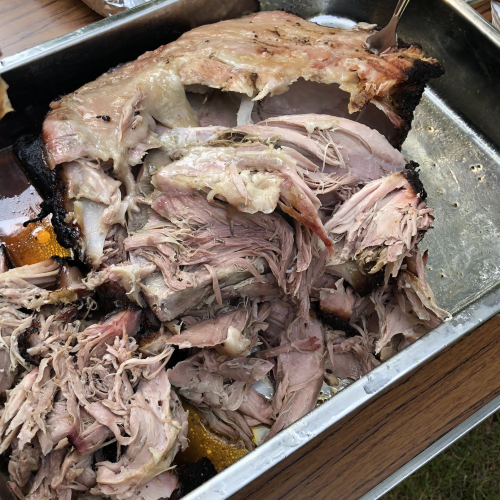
[2,9,450,499]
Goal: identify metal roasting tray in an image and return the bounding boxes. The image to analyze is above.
[1,0,500,497]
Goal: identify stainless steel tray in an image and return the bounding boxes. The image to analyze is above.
[1,0,500,498]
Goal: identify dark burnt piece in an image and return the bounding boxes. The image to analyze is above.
[135,307,161,345]
[404,161,427,200]
[96,281,133,313]
[317,310,358,338]
[18,325,41,366]
[171,457,218,499]
[14,134,80,249]
[166,346,189,370]
[388,52,444,147]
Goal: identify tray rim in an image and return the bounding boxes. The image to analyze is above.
[1,0,500,74]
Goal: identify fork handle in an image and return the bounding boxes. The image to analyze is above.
[393,0,411,18]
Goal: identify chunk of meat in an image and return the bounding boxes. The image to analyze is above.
[169,349,273,424]
[1,306,186,500]
[75,307,142,371]
[267,315,324,440]
[324,167,434,279]
[324,331,379,383]
[253,114,405,182]
[38,11,442,266]
[251,79,403,147]
[258,299,294,348]
[95,366,186,500]
[129,193,304,319]
[319,278,355,321]
[166,308,251,355]
[62,161,126,267]
[152,143,332,251]
[42,11,442,182]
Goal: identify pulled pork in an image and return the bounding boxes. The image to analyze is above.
[2,9,449,500]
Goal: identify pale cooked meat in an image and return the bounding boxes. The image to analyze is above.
[166,308,252,355]
[319,278,355,321]
[169,349,273,425]
[0,307,187,500]
[253,114,406,182]
[172,11,442,126]
[74,306,142,370]
[250,79,402,147]
[8,440,41,488]
[62,161,126,267]
[324,330,379,383]
[83,262,156,307]
[42,11,442,184]
[101,224,128,268]
[371,251,451,358]
[126,193,303,320]
[324,167,434,280]
[151,115,405,251]
[2,9,452,496]
[56,262,84,289]
[94,365,184,499]
[0,305,32,391]
[266,315,324,440]
[0,258,86,311]
[152,143,332,250]
[220,273,282,301]
[0,258,61,288]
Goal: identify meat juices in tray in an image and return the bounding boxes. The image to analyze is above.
[0,10,449,500]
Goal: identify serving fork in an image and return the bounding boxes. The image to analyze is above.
[366,0,411,54]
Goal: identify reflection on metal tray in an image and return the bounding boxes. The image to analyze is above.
[0,0,499,498]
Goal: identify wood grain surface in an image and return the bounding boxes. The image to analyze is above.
[0,0,101,59]
[472,0,493,22]
[232,315,500,500]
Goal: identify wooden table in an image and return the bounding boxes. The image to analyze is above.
[1,1,498,499]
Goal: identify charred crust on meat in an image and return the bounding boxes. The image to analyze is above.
[171,457,218,499]
[136,308,161,344]
[100,441,121,463]
[14,134,54,201]
[404,161,427,200]
[388,58,444,147]
[14,135,80,249]
[96,281,133,313]
[317,311,357,338]
[18,326,40,366]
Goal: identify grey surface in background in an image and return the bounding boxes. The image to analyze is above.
[402,91,500,314]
